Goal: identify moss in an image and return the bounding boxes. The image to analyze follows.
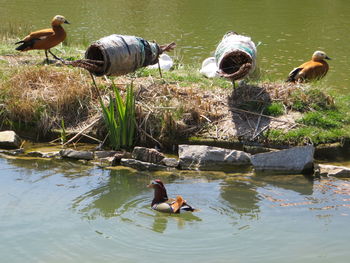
[290,89,334,112]
[264,102,285,116]
[297,110,345,129]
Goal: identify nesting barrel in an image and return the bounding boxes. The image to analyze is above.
[215,32,257,81]
[85,34,161,76]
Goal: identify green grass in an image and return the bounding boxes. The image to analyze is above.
[290,89,335,112]
[264,107,350,145]
[264,126,349,145]
[297,110,344,129]
[264,102,285,116]
[135,65,231,89]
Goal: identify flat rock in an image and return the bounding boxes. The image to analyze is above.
[94,151,118,159]
[315,164,350,178]
[160,157,179,168]
[132,147,165,164]
[251,145,314,174]
[60,149,94,160]
[0,148,24,156]
[120,158,169,171]
[27,151,60,158]
[178,144,251,170]
[95,151,132,167]
[0,130,21,149]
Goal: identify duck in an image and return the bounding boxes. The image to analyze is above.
[15,15,70,62]
[286,50,331,82]
[147,179,196,213]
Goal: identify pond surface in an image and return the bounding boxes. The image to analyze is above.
[1,0,350,90]
[1,156,350,262]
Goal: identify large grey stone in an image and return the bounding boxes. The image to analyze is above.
[178,144,251,170]
[0,130,21,149]
[120,158,168,171]
[132,147,165,164]
[251,145,314,174]
[315,164,350,178]
[60,149,94,160]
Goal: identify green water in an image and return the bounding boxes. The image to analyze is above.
[1,0,350,89]
[1,156,350,262]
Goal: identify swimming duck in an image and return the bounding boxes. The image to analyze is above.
[15,15,70,62]
[287,51,331,82]
[147,179,196,213]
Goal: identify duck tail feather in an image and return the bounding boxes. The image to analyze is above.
[15,39,38,51]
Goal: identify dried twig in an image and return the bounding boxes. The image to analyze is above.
[252,107,265,139]
[63,118,101,146]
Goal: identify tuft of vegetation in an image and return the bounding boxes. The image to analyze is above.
[0,66,95,133]
[290,89,335,112]
[264,102,285,116]
[100,84,136,150]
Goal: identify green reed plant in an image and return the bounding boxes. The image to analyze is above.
[100,84,136,150]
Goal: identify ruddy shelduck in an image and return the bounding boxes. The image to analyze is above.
[287,51,331,82]
[15,15,70,62]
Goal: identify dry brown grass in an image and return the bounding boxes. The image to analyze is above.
[0,65,98,133]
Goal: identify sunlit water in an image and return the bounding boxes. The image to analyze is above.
[1,0,350,90]
[1,156,350,262]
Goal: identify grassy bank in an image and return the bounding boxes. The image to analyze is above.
[0,39,349,149]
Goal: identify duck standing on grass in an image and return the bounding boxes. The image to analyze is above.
[286,50,331,82]
[15,15,70,62]
[148,179,197,214]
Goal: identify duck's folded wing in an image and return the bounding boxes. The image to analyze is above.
[286,67,303,82]
[24,29,55,41]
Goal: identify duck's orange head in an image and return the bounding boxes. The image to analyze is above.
[312,51,331,61]
[51,15,70,26]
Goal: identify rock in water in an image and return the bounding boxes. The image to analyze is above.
[251,145,315,174]
[315,164,350,178]
[132,147,165,164]
[60,149,94,160]
[178,144,251,170]
[0,130,21,149]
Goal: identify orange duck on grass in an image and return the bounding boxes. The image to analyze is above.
[15,15,70,62]
[287,50,331,82]
[148,179,197,213]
